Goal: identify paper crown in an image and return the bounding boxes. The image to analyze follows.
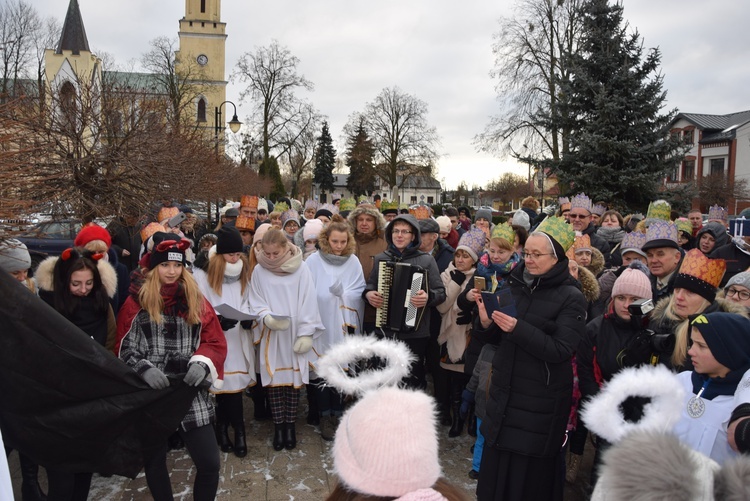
[357,195,370,204]
[491,223,516,244]
[570,193,592,213]
[258,198,268,212]
[235,215,255,232]
[399,203,409,211]
[456,228,486,261]
[591,203,607,217]
[675,217,692,236]
[240,195,258,208]
[707,204,728,223]
[566,234,592,260]
[536,216,575,252]
[281,209,299,225]
[558,197,571,212]
[645,200,671,223]
[291,199,303,213]
[620,231,647,256]
[643,220,678,250]
[140,222,165,243]
[303,199,319,211]
[339,198,357,212]
[381,200,399,213]
[157,206,179,223]
[409,205,431,220]
[318,203,339,216]
[273,201,289,213]
[676,248,726,294]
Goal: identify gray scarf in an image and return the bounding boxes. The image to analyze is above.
[319,251,350,267]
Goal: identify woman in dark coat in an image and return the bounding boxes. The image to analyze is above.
[474,218,587,501]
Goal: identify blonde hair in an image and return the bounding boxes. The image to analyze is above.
[139,265,204,325]
[83,240,109,253]
[667,293,710,367]
[262,227,289,248]
[489,236,514,252]
[207,252,250,296]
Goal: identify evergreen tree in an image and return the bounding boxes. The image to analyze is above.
[313,121,336,193]
[551,0,682,211]
[261,156,286,200]
[345,121,376,197]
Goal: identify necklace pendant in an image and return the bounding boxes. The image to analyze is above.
[687,395,705,418]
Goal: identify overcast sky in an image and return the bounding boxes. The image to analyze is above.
[35,0,750,189]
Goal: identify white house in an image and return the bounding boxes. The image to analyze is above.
[312,174,443,205]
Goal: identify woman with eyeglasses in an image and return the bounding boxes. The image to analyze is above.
[472,217,587,501]
[719,271,750,310]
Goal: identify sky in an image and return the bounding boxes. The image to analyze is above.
[33,0,750,190]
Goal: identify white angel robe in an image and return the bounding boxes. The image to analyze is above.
[304,252,366,359]
[248,260,324,387]
[193,268,256,393]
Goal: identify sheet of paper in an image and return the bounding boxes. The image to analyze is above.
[214,303,257,321]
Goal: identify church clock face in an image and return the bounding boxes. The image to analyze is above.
[196,54,208,66]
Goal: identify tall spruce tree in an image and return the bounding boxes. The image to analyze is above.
[551,0,682,211]
[261,156,286,201]
[313,121,336,193]
[345,121,376,197]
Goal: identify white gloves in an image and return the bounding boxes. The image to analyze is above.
[264,314,290,331]
[293,336,313,354]
[329,280,344,297]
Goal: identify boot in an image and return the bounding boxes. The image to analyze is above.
[467,406,477,437]
[252,386,271,421]
[448,403,464,438]
[273,423,285,451]
[215,421,233,453]
[284,422,297,450]
[19,454,47,501]
[234,424,247,458]
[437,403,452,426]
[306,385,320,425]
[320,415,335,442]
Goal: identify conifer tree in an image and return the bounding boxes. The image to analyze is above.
[345,121,376,197]
[313,121,336,193]
[262,156,286,201]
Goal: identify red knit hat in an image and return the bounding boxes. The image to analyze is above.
[74,225,112,249]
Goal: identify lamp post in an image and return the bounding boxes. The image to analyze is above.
[214,100,242,156]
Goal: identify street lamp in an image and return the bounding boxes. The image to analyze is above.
[214,100,242,155]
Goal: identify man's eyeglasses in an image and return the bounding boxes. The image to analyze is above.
[725,287,750,301]
[568,213,590,219]
[392,229,412,235]
[522,252,554,260]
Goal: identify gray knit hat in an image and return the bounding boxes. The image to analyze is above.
[726,271,750,292]
[475,208,492,222]
[0,239,31,273]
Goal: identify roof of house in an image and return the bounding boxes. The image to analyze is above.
[56,0,90,55]
[323,173,441,190]
[103,71,167,94]
[674,109,750,144]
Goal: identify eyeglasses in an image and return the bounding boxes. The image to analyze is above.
[568,213,590,219]
[725,287,750,301]
[522,252,554,260]
[392,229,412,235]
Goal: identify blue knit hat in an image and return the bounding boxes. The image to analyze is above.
[689,312,750,372]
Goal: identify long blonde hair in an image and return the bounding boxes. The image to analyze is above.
[668,294,710,368]
[207,252,251,296]
[139,265,204,325]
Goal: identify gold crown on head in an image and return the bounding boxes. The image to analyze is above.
[678,248,726,289]
[675,217,692,236]
[409,206,431,220]
[645,200,671,222]
[381,200,399,212]
[339,198,357,212]
[491,223,516,244]
[566,234,592,260]
[235,215,255,232]
[273,201,289,212]
[535,216,575,252]
[240,195,258,208]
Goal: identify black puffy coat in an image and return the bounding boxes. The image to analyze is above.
[480,259,587,457]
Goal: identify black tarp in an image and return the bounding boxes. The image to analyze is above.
[0,271,198,478]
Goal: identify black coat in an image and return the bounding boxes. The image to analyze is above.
[710,242,750,287]
[582,223,611,265]
[480,259,587,457]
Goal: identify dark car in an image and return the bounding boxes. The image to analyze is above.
[17,219,83,270]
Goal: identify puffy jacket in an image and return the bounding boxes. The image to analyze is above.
[480,259,587,457]
[710,241,750,288]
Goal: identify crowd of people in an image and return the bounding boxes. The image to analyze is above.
[2,191,750,500]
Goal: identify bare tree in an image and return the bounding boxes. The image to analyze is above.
[232,40,315,164]
[31,15,61,101]
[0,0,42,98]
[486,172,530,207]
[474,0,584,164]
[350,87,440,201]
[698,174,750,210]
[279,103,321,198]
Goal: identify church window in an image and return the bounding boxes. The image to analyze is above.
[201,0,206,13]
[197,98,207,122]
[59,81,77,128]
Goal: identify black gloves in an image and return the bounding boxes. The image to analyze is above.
[450,269,466,285]
[456,310,472,325]
[240,320,254,330]
[217,315,238,331]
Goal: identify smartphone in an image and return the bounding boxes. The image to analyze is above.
[168,212,187,228]
[474,276,486,291]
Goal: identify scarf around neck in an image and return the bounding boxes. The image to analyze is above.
[255,243,302,275]
[319,251,350,267]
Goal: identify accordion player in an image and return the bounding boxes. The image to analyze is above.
[375,261,427,333]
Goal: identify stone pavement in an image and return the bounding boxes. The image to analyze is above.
[8,389,595,500]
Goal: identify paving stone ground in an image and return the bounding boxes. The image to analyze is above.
[8,387,595,500]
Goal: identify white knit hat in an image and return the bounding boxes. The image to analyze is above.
[435,216,451,234]
[0,239,31,273]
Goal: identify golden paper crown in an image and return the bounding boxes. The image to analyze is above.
[235,215,255,232]
[140,222,165,243]
[536,216,575,252]
[339,198,357,212]
[409,206,431,220]
[678,248,726,289]
[157,206,179,223]
[491,223,516,244]
[675,217,692,236]
[240,195,258,208]
[273,201,289,212]
[645,200,671,222]
[381,200,399,212]
[566,234,592,260]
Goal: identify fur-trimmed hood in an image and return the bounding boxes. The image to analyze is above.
[35,255,118,299]
[652,294,749,328]
[586,247,605,277]
[577,266,601,304]
[347,204,387,236]
[318,229,357,257]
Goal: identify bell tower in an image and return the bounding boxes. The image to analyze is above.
[176,0,227,127]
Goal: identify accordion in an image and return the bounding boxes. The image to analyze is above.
[375,261,426,332]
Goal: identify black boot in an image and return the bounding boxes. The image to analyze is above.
[252,386,271,421]
[215,421,233,453]
[467,405,477,437]
[234,424,247,458]
[306,384,320,425]
[437,403,452,426]
[19,453,47,501]
[273,423,285,451]
[448,403,464,438]
[284,422,297,450]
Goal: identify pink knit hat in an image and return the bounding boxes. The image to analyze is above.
[612,266,652,300]
[435,216,451,234]
[333,387,441,498]
[303,218,324,241]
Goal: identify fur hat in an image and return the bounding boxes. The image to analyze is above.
[612,264,652,300]
[148,234,189,269]
[474,208,492,222]
[513,209,530,231]
[456,228,486,262]
[347,204,386,235]
[74,225,112,249]
[435,216,451,234]
[216,226,244,254]
[0,239,31,273]
[303,218,324,242]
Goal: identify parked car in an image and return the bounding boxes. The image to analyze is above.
[17,219,83,271]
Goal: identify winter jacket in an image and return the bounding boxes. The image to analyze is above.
[465,343,496,421]
[349,205,388,325]
[578,266,603,321]
[696,222,730,255]
[436,262,475,365]
[364,214,446,340]
[480,259,587,457]
[429,238,455,274]
[649,249,685,304]
[582,223,611,266]
[596,226,626,268]
[710,241,750,287]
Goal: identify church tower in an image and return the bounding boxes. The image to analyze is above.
[176,0,227,130]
